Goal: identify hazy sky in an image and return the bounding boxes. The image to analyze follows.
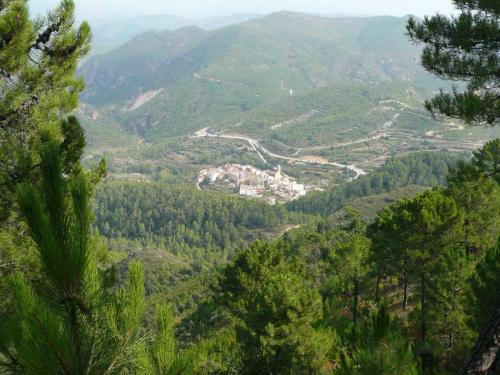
[31,0,457,21]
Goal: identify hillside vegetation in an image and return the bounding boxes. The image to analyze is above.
[80,12,500,188]
[80,13,430,139]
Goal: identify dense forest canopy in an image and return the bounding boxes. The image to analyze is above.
[93,181,309,268]
[288,152,458,216]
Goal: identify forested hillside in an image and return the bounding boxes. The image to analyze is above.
[171,141,500,374]
[288,151,457,215]
[79,13,434,142]
[94,182,309,260]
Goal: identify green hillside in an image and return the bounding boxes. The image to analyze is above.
[79,11,500,188]
[88,14,263,57]
[89,15,193,56]
[80,13,432,139]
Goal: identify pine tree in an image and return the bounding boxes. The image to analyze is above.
[447,138,500,187]
[447,177,500,256]
[407,1,499,125]
[368,204,415,311]
[0,137,145,374]
[217,242,334,374]
[368,189,464,373]
[326,211,370,335]
[469,239,500,332]
[472,139,500,182]
[428,247,476,371]
[460,240,500,375]
[338,306,419,375]
[446,140,500,374]
[0,0,90,220]
[135,304,198,374]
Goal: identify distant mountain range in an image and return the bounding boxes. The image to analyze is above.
[89,14,263,55]
[81,12,436,139]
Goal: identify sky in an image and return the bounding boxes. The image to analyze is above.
[30,0,457,22]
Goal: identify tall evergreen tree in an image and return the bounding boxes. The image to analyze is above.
[135,303,199,375]
[470,239,500,331]
[407,0,499,125]
[0,137,145,374]
[368,189,464,373]
[326,211,370,335]
[368,203,415,311]
[217,242,334,374]
[0,0,90,220]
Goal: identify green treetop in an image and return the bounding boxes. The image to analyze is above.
[447,138,500,186]
[0,136,145,374]
[217,242,334,375]
[0,0,90,220]
[472,138,500,181]
[407,0,499,125]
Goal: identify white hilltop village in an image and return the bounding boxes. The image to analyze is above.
[198,164,316,204]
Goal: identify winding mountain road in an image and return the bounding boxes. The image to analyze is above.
[192,128,367,179]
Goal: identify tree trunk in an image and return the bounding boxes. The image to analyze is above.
[421,275,427,343]
[460,304,500,375]
[375,270,381,308]
[420,275,432,375]
[353,274,359,328]
[403,270,409,311]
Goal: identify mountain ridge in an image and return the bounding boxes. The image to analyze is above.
[88,13,264,55]
[79,10,500,187]
[80,12,431,139]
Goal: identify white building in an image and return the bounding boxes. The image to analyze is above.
[208,170,220,183]
[239,184,264,197]
[292,182,305,193]
[198,163,312,202]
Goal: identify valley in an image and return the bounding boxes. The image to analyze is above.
[191,127,367,179]
[77,11,499,196]
[83,86,498,196]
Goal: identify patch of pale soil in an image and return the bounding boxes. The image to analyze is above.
[378,100,412,109]
[446,122,465,131]
[193,72,222,83]
[123,89,163,112]
[302,155,330,163]
[270,110,319,130]
[372,106,396,112]
[281,225,301,234]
